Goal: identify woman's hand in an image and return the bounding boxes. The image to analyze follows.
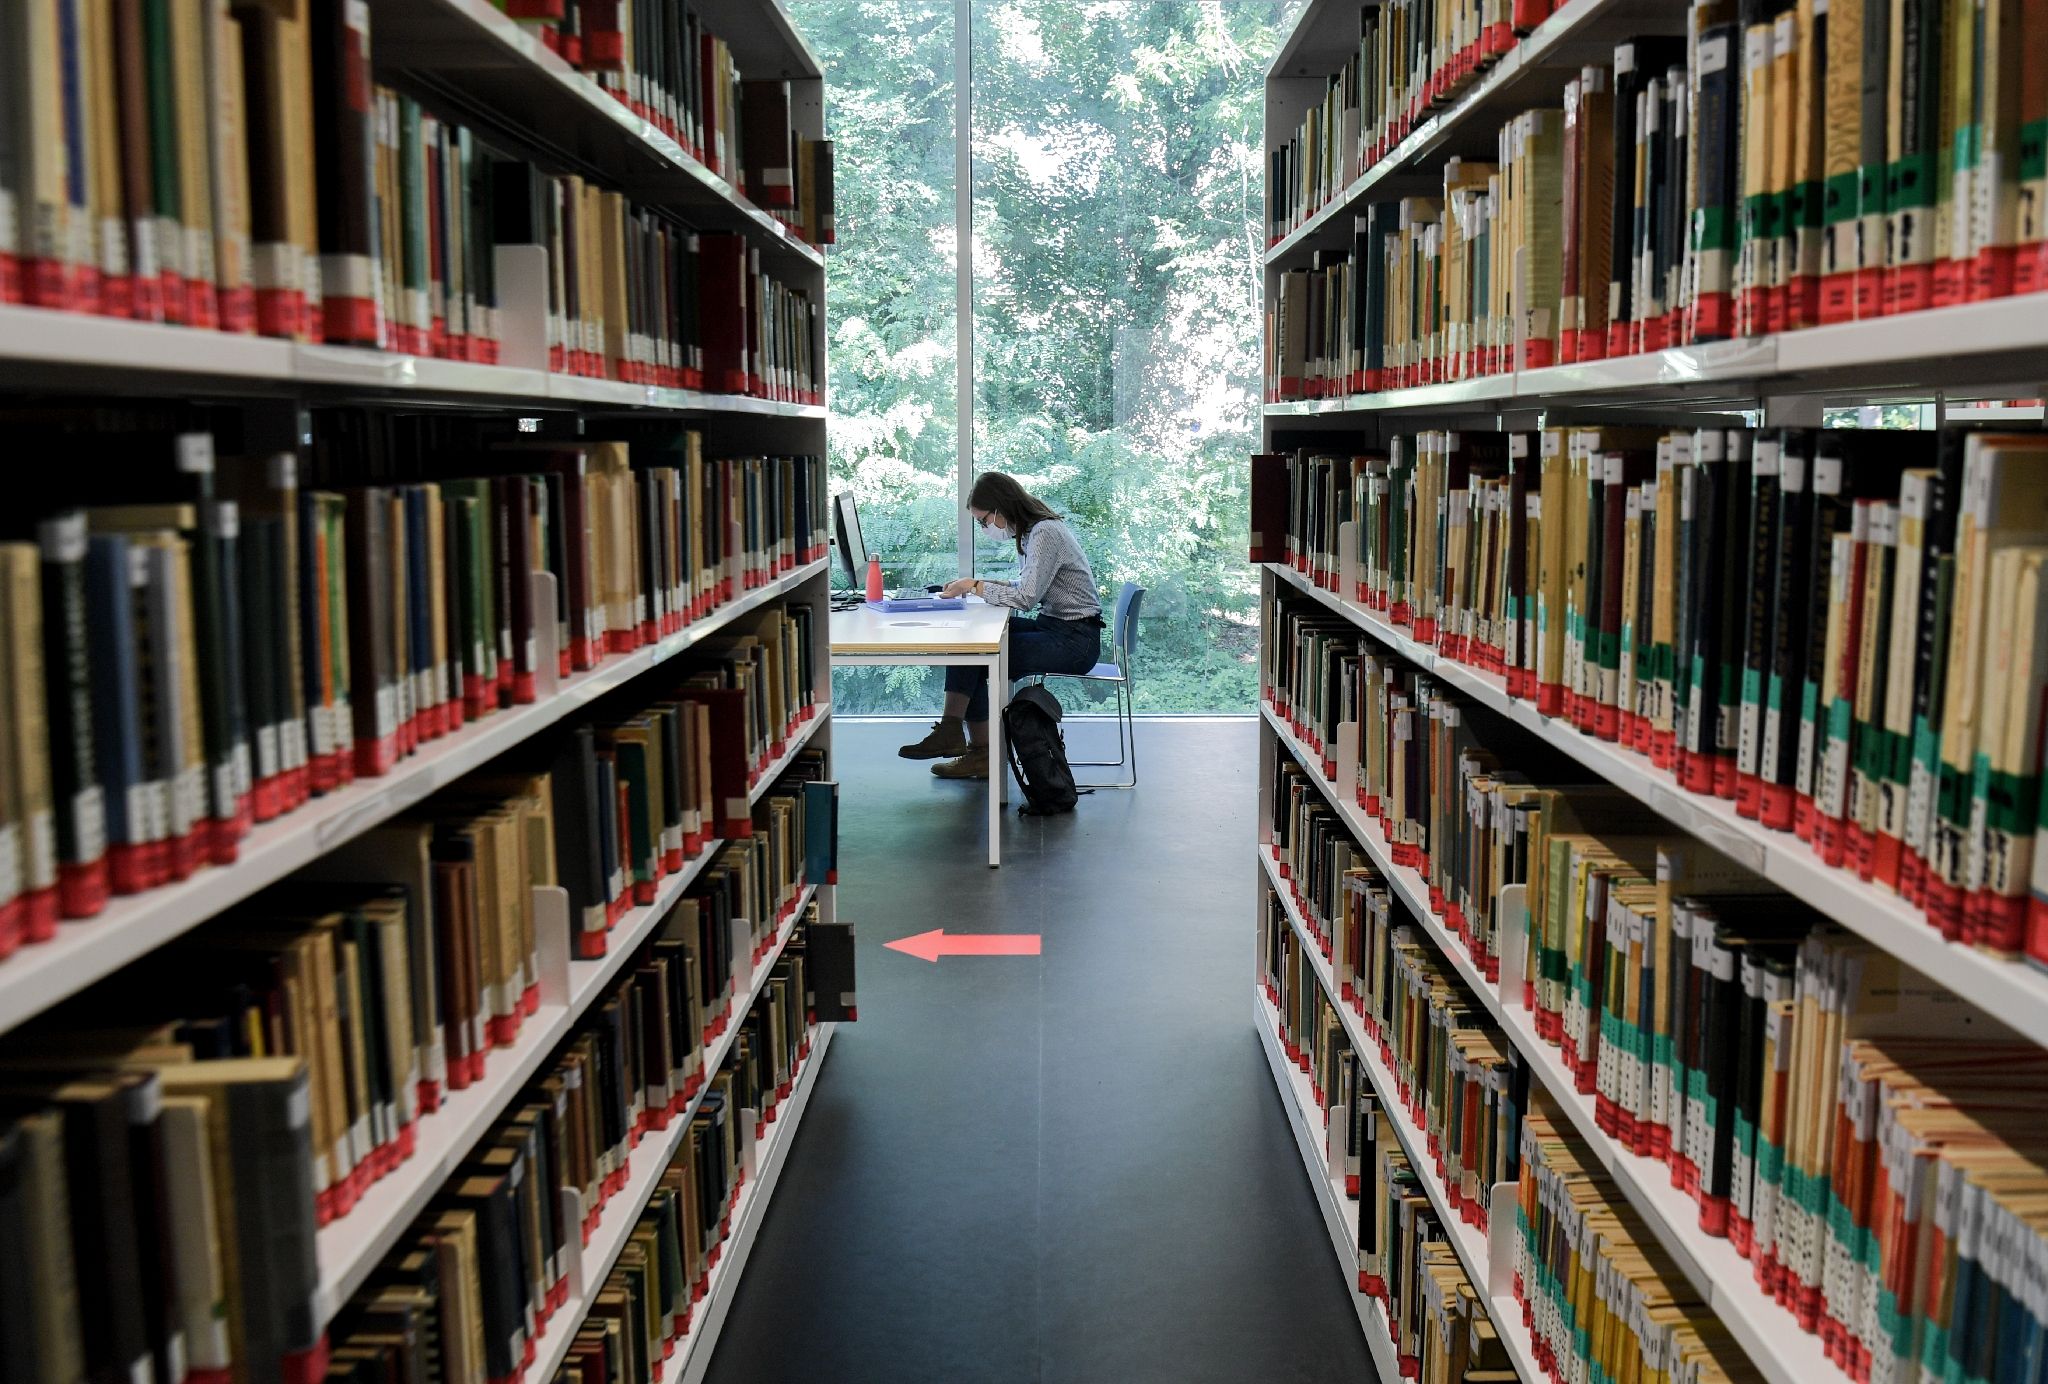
[941,577,979,598]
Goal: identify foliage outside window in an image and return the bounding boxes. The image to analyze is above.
[794,0,1280,714]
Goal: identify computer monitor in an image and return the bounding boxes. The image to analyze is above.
[834,492,867,587]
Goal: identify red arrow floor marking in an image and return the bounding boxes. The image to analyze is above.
[883,928,1043,963]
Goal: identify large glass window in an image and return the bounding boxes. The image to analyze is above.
[796,0,1281,713]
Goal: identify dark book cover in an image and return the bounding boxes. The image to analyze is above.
[84,534,149,894]
[345,488,398,775]
[1690,22,1741,342]
[550,725,611,954]
[36,514,108,917]
[1735,433,1784,818]
[687,687,753,838]
[1250,453,1289,564]
[310,0,378,343]
[402,487,435,741]
[739,81,796,208]
[1707,432,1753,797]
[199,500,252,859]
[1,1075,151,1384]
[431,829,482,1088]
[696,234,749,394]
[1678,436,1725,794]
[1761,430,1815,830]
[0,1119,39,1381]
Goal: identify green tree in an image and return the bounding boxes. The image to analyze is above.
[793,0,1279,713]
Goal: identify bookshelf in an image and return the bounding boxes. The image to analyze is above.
[1259,295,2048,419]
[1259,5,2048,1384]
[0,0,840,1378]
[363,0,825,270]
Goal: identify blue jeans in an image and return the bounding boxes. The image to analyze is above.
[947,613,1102,722]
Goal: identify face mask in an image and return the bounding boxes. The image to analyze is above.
[981,519,1007,541]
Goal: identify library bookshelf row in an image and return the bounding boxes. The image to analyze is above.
[549,1017,838,1384]
[0,558,832,1038]
[1260,555,2048,1050]
[0,305,829,419]
[1266,0,1674,267]
[1258,9,2048,1379]
[367,0,828,273]
[1254,975,1553,1384]
[0,0,839,1378]
[1257,706,1852,1384]
[1261,295,2048,421]
[318,874,821,1320]
[1255,787,1551,1383]
[1253,983,1417,1384]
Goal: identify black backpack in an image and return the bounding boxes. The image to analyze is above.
[1003,685,1079,815]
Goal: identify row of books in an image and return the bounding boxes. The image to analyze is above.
[1270,757,1522,1225]
[1264,916,1516,1384]
[0,427,825,940]
[49,716,831,1239]
[1266,6,2048,399]
[1265,612,2045,1382]
[1251,426,2048,968]
[320,903,828,1384]
[1266,0,1557,243]
[539,949,817,1384]
[0,819,842,1384]
[500,162,820,396]
[1267,719,1751,1384]
[1263,762,1778,1384]
[1512,1117,1765,1384]
[0,0,832,376]
[492,0,838,245]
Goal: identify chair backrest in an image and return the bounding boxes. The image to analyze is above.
[1111,582,1145,669]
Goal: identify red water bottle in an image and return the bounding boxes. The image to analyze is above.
[865,555,884,603]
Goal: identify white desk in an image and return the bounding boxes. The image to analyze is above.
[830,601,1011,866]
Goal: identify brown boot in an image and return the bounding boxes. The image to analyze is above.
[931,744,990,779]
[898,717,969,760]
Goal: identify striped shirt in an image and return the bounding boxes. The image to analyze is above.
[980,518,1101,622]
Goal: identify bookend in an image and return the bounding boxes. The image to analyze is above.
[495,245,551,372]
[530,570,563,701]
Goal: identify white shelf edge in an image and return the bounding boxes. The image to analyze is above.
[665,1018,836,1384]
[1263,560,2048,1049]
[0,305,828,415]
[1251,987,1410,1380]
[1260,712,1873,1384]
[506,900,826,1380]
[0,559,830,1037]
[1255,851,1546,1384]
[1260,295,2048,416]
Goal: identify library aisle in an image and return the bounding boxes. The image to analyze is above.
[707,720,1374,1383]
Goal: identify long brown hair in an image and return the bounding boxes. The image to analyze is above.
[968,472,1061,551]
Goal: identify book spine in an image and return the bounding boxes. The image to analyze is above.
[36,513,110,919]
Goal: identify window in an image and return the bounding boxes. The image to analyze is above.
[795,0,1281,714]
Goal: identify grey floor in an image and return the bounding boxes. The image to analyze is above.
[703,718,1376,1384]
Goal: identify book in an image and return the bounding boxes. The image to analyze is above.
[1257,422,2048,962]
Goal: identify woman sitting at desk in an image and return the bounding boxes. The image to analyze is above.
[898,472,1103,780]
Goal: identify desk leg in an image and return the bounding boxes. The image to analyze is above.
[988,649,1005,867]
